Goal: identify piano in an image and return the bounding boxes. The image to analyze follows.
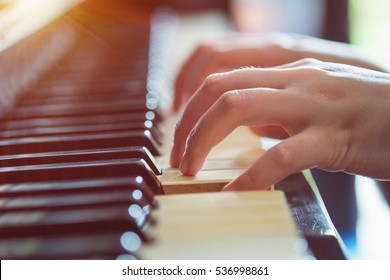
[0,0,346,259]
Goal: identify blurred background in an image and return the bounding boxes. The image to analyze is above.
[350,0,390,69]
[348,0,390,259]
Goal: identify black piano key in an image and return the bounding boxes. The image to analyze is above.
[19,89,147,106]
[22,75,147,94]
[0,112,159,130]
[0,189,151,212]
[0,205,152,241]
[0,146,162,175]
[20,88,147,105]
[0,177,157,205]
[0,158,162,193]
[0,121,147,137]
[32,76,147,95]
[0,121,162,145]
[0,233,140,260]
[0,130,160,156]
[37,72,147,85]
[8,98,154,120]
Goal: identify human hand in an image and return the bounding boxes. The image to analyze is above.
[174,33,386,111]
[170,59,390,191]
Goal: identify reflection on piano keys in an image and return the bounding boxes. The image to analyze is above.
[0,0,346,260]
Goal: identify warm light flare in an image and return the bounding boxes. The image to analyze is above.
[0,0,82,52]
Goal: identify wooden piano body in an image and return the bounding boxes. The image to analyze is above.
[0,0,346,259]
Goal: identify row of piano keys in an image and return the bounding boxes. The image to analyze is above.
[0,3,174,259]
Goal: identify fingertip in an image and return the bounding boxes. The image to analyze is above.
[178,154,189,175]
[179,152,198,176]
[222,181,238,192]
[169,150,180,168]
[179,149,207,176]
[170,119,185,168]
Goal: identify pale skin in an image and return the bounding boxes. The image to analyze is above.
[170,33,390,191]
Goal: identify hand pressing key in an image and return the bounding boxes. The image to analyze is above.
[170,59,390,191]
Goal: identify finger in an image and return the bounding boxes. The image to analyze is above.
[180,47,299,107]
[223,130,324,191]
[192,48,275,97]
[179,88,302,175]
[174,46,206,111]
[170,67,301,167]
[173,37,299,111]
[174,44,216,111]
[174,49,242,111]
[192,54,233,96]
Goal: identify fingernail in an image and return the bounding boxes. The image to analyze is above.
[179,151,189,175]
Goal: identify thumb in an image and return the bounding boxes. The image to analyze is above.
[223,131,323,191]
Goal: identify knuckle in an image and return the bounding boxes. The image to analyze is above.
[298,58,322,65]
[307,66,327,76]
[202,73,221,94]
[218,90,242,114]
[298,66,328,81]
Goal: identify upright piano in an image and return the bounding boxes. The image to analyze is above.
[0,0,346,259]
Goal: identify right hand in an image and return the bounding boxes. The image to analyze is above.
[171,59,390,190]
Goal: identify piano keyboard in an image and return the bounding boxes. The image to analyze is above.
[138,191,307,260]
[0,0,345,260]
